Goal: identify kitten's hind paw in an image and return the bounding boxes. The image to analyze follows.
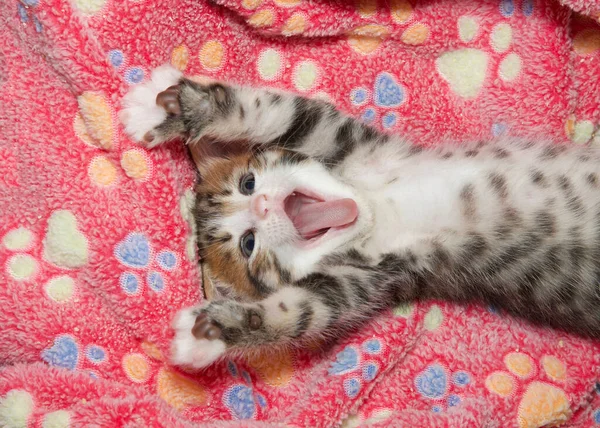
[170,306,227,369]
[119,64,183,148]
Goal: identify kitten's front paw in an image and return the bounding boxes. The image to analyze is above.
[171,306,227,369]
[119,64,183,147]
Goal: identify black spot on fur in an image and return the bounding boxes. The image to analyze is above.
[324,120,356,166]
[494,148,510,159]
[361,124,378,141]
[460,183,477,220]
[465,150,478,157]
[270,98,322,149]
[531,170,548,187]
[587,173,599,187]
[407,145,423,156]
[489,173,508,198]
[300,273,347,317]
[540,145,566,160]
[535,211,556,236]
[279,302,288,312]
[462,233,488,260]
[441,152,453,159]
[558,175,585,216]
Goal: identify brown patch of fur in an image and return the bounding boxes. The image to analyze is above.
[194,151,272,300]
[208,248,259,298]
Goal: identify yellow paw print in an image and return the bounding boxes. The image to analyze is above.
[485,352,571,428]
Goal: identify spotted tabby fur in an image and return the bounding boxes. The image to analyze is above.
[121,65,600,368]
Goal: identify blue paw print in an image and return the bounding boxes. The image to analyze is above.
[225,361,267,418]
[344,378,361,398]
[522,0,533,16]
[157,250,177,270]
[350,88,368,106]
[492,123,508,137]
[594,409,600,424]
[116,233,178,295]
[86,345,107,364]
[447,394,461,407]
[125,67,145,85]
[225,384,255,419]
[147,271,165,293]
[115,233,151,268]
[362,339,382,355]
[17,0,42,33]
[42,335,79,370]
[499,0,533,17]
[228,360,239,377]
[328,346,359,375]
[108,50,124,68]
[120,272,140,295]
[362,363,378,382]
[362,108,376,124]
[499,0,514,16]
[415,363,448,399]
[374,72,405,108]
[382,112,397,129]
[453,371,470,387]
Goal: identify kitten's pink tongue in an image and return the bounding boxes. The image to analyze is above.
[293,198,358,239]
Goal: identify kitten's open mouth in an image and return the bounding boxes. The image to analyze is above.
[284,190,358,241]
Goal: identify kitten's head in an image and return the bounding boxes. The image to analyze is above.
[191,143,370,301]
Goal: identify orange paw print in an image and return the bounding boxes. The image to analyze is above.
[74,90,153,187]
[485,352,571,428]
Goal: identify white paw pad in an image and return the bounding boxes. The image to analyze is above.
[170,307,227,369]
[119,64,182,142]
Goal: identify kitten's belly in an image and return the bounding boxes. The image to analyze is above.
[363,179,466,255]
[359,159,546,256]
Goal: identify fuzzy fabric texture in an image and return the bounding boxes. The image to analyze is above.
[1,0,600,426]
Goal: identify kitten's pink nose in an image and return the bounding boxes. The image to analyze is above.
[251,194,269,219]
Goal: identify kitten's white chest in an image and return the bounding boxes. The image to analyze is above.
[358,161,478,257]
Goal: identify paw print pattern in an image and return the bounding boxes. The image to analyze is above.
[74,90,153,183]
[114,232,179,295]
[328,338,384,399]
[414,363,472,413]
[41,334,109,374]
[106,49,146,84]
[485,352,571,428]
[348,2,430,55]
[3,211,89,299]
[436,0,529,101]
[0,390,73,428]
[17,0,42,33]
[223,361,268,419]
[350,72,406,130]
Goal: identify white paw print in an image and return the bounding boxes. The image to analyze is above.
[436,1,527,99]
[2,210,89,302]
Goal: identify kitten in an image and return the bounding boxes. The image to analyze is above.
[121,65,600,369]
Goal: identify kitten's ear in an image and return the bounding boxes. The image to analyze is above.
[188,138,250,176]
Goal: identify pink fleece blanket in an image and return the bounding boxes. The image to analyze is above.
[2,0,600,426]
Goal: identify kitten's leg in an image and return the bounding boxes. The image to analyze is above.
[171,286,336,369]
[120,65,185,145]
[121,65,389,159]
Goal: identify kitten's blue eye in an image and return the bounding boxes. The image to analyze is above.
[239,173,255,195]
[240,231,255,258]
